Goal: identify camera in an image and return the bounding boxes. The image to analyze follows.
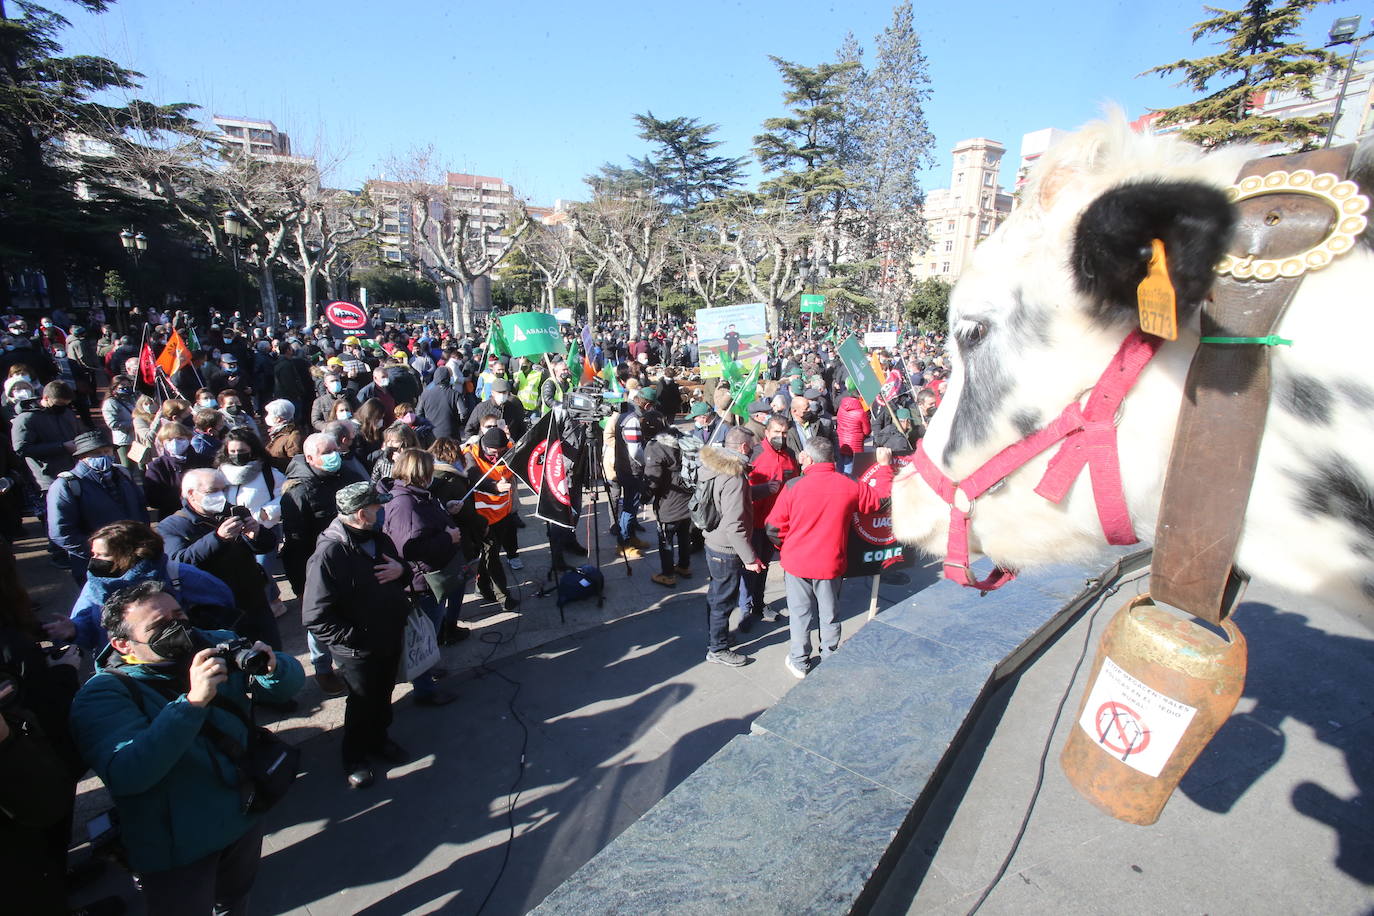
[209,637,271,676]
[227,504,252,521]
[566,386,614,421]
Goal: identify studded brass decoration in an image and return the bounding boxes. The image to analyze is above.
[1215,169,1370,281]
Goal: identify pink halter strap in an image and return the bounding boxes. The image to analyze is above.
[911,329,1163,592]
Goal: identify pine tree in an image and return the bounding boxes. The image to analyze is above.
[0,0,194,311]
[753,56,859,214]
[630,113,746,213]
[1145,0,1339,148]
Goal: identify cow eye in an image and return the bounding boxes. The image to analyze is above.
[957,320,989,348]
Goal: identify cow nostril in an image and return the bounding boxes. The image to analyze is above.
[1264,210,1282,226]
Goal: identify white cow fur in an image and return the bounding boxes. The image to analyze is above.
[891,116,1374,620]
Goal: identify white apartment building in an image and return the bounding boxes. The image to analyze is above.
[212,115,293,159]
[911,138,1014,284]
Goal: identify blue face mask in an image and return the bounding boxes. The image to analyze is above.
[320,451,343,473]
[85,455,113,474]
[371,507,385,531]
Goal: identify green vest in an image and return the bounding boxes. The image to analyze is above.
[516,369,544,411]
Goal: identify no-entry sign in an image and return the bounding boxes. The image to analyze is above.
[1077,657,1197,777]
[324,300,373,338]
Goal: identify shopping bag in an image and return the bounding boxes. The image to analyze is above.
[399,607,440,681]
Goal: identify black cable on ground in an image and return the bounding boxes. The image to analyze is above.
[472,581,529,916]
[964,578,1132,916]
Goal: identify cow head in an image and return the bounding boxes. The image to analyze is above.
[893,117,1246,572]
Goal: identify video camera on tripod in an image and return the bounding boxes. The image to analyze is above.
[565,385,615,422]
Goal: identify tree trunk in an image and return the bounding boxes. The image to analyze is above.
[457,280,476,337]
[765,298,781,339]
[258,264,279,325]
[440,281,461,336]
[585,276,597,327]
[303,266,319,327]
[626,287,641,339]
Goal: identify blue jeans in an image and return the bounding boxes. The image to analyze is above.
[785,572,841,666]
[617,477,643,542]
[740,529,776,617]
[705,548,743,653]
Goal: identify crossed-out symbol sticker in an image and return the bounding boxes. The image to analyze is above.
[1094,701,1151,761]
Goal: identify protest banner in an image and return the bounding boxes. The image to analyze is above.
[322,300,374,339]
[696,302,767,379]
[843,450,914,578]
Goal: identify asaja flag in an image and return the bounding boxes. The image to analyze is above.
[837,336,883,410]
[155,330,192,377]
[714,348,744,387]
[498,312,565,359]
[487,322,510,358]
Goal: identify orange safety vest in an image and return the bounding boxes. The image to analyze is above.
[466,444,513,523]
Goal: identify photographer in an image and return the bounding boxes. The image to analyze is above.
[69,580,303,915]
[159,469,283,653]
[0,589,86,913]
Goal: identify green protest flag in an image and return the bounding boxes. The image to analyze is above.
[713,347,744,386]
[729,359,762,418]
[487,322,510,358]
[358,337,384,351]
[800,293,826,314]
[566,338,581,375]
[498,312,565,359]
[837,336,883,408]
[185,327,201,351]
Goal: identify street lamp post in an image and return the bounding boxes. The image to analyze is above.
[1324,16,1370,149]
[118,228,148,333]
[221,210,252,315]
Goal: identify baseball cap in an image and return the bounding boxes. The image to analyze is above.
[491,378,510,393]
[689,402,712,418]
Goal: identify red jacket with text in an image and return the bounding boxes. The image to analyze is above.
[747,439,801,530]
[766,460,892,579]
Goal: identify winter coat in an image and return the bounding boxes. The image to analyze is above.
[10,403,80,489]
[747,439,801,529]
[430,462,486,561]
[301,517,411,658]
[46,461,148,577]
[67,555,235,652]
[784,416,837,458]
[872,422,918,453]
[642,431,691,524]
[68,635,303,874]
[102,395,136,446]
[310,390,353,432]
[142,454,189,520]
[381,481,461,592]
[221,461,286,528]
[264,422,305,473]
[698,444,757,564]
[272,357,313,416]
[278,458,365,591]
[835,396,871,456]
[417,366,466,439]
[765,461,893,579]
[158,505,278,616]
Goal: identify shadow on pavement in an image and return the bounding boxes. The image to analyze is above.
[1178,601,1374,885]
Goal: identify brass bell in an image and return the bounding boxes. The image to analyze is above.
[1060,593,1247,825]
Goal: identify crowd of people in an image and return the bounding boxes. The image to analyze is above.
[0,304,948,914]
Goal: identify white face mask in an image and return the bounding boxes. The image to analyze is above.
[493,392,508,404]
[200,490,228,514]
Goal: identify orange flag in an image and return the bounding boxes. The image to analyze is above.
[156,329,192,377]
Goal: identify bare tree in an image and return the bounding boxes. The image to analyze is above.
[519,222,574,312]
[279,187,379,325]
[567,175,670,339]
[723,190,818,333]
[389,147,530,335]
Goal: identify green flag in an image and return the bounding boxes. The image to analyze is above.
[729,359,762,419]
[487,322,510,358]
[185,327,201,352]
[837,336,883,408]
[566,338,581,375]
[498,312,565,359]
[714,347,744,386]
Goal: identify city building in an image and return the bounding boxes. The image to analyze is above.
[1015,127,1072,196]
[911,138,1014,284]
[212,115,294,159]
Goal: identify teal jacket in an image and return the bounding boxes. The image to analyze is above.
[68,632,304,873]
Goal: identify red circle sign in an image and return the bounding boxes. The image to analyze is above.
[852,463,896,546]
[1094,701,1151,758]
[324,301,367,331]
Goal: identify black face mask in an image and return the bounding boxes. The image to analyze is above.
[146,620,208,664]
[768,436,786,451]
[227,453,251,466]
[86,557,116,578]
[800,410,818,425]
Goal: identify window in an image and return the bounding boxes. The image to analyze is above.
[980,219,991,233]
[944,240,953,252]
[942,262,950,273]
[946,220,955,231]
[983,172,994,186]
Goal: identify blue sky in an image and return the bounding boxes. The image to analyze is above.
[63,0,1366,204]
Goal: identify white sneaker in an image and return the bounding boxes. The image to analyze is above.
[508,557,524,570]
[785,656,809,680]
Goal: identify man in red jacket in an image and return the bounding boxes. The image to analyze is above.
[766,438,893,678]
[741,415,799,630]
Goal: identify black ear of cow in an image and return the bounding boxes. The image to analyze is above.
[1072,180,1236,324]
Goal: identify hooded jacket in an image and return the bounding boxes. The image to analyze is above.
[10,402,80,489]
[68,633,303,874]
[67,556,235,652]
[642,430,691,524]
[46,460,148,577]
[418,365,467,439]
[301,517,411,657]
[835,395,871,456]
[698,444,757,564]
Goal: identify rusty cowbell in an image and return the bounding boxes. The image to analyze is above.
[1060,594,1247,825]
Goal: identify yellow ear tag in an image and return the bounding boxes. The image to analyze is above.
[1136,238,1178,340]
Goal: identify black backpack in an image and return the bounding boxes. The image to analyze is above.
[683,438,722,532]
